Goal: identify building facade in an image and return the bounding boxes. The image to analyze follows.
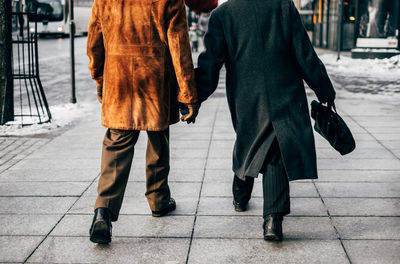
[296,0,400,57]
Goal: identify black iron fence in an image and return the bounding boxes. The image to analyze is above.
[11,11,51,126]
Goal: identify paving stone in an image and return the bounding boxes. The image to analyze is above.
[130,158,206,170]
[128,168,204,182]
[170,148,209,158]
[84,181,201,198]
[170,132,211,140]
[169,140,210,149]
[208,147,232,158]
[358,121,400,128]
[25,149,102,159]
[52,214,194,237]
[317,158,400,170]
[194,216,336,240]
[332,217,400,239]
[188,239,349,264]
[335,133,375,141]
[27,237,190,263]
[381,140,400,149]
[324,198,400,216]
[316,148,394,159]
[201,181,318,198]
[9,158,100,170]
[206,158,231,170]
[209,139,235,148]
[170,126,213,135]
[316,182,400,197]
[373,133,400,141]
[367,127,400,133]
[315,138,385,149]
[316,170,400,182]
[0,168,99,182]
[290,198,328,216]
[0,236,44,263]
[352,116,400,122]
[0,197,76,214]
[212,133,236,140]
[392,149,400,159]
[0,181,90,196]
[343,240,400,264]
[203,169,235,182]
[0,214,61,235]
[62,127,106,137]
[38,143,102,151]
[197,197,327,216]
[69,196,198,216]
[197,197,263,216]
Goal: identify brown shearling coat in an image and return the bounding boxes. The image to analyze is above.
[87,0,198,131]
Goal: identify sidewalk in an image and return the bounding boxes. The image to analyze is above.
[1,67,400,263]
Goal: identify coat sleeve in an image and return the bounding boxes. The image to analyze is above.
[166,0,198,104]
[195,10,226,102]
[288,1,335,103]
[87,1,105,89]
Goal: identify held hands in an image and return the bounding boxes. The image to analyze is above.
[180,102,200,124]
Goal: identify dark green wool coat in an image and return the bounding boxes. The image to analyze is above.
[195,0,336,181]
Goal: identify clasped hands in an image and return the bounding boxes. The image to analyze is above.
[180,102,200,124]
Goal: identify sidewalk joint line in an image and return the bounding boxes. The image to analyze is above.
[185,100,220,264]
[22,172,101,263]
[312,180,353,264]
[338,107,400,161]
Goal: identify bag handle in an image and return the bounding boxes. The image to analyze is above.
[327,102,336,113]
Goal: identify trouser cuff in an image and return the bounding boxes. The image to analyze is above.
[94,198,119,222]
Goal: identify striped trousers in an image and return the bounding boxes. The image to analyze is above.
[232,140,290,217]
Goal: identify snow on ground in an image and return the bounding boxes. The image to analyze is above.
[0,102,98,136]
[320,53,400,78]
[319,54,400,98]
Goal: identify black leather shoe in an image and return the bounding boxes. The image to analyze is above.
[152,198,176,217]
[233,200,248,212]
[89,208,112,244]
[263,213,283,241]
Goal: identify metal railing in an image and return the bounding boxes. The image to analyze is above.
[12,11,51,126]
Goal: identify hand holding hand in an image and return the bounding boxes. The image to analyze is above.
[180,102,200,124]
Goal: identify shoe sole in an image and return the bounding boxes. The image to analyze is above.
[233,201,247,212]
[152,204,176,217]
[264,234,283,241]
[90,221,111,244]
[234,206,246,212]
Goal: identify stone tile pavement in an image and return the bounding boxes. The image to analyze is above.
[1,72,400,263]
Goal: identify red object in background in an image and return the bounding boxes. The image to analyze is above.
[185,0,218,13]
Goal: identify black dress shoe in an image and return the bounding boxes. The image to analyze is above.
[263,213,283,241]
[233,200,248,212]
[89,208,112,244]
[152,198,176,217]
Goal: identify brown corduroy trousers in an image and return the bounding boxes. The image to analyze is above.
[94,128,171,221]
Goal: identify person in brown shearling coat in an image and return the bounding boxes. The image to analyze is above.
[87,0,199,244]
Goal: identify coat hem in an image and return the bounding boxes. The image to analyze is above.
[101,119,179,131]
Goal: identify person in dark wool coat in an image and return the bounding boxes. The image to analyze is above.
[195,0,336,241]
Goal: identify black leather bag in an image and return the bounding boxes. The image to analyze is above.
[310,100,356,155]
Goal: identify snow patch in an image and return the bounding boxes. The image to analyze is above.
[319,53,400,78]
[0,102,98,136]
